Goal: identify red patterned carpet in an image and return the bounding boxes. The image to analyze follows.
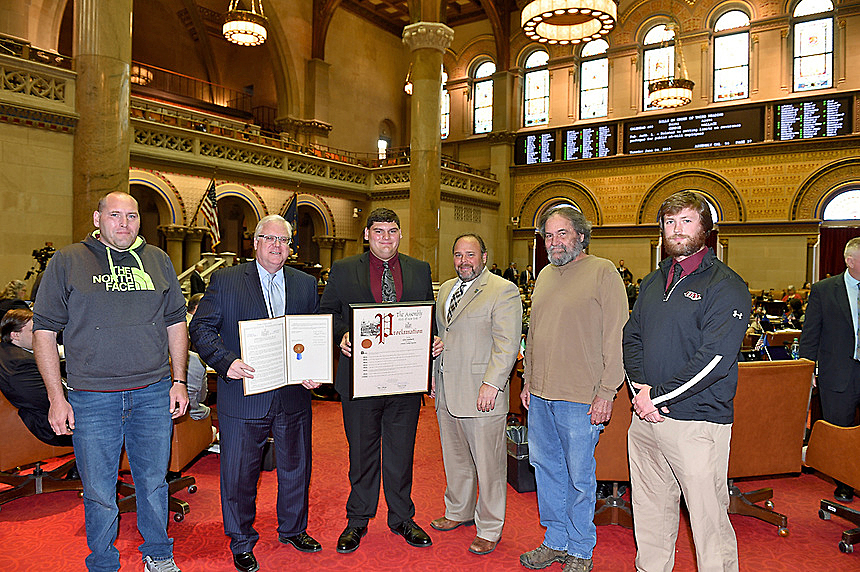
[1,399,858,571]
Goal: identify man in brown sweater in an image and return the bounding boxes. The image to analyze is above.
[519,207,628,572]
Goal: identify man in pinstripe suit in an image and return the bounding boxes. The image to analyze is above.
[190,215,322,572]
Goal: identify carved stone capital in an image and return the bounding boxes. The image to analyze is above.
[486,131,518,145]
[402,22,454,53]
[158,225,187,240]
[185,227,208,240]
[314,236,336,248]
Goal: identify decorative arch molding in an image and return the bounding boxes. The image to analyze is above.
[637,169,744,224]
[129,169,186,225]
[791,157,860,220]
[214,183,267,223]
[517,179,601,228]
[278,193,336,235]
[445,35,497,79]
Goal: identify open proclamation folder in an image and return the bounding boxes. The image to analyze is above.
[238,314,333,396]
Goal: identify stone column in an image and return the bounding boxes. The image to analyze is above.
[719,237,729,266]
[333,238,347,262]
[184,227,207,267]
[650,238,661,270]
[403,22,454,281]
[159,225,186,275]
[314,236,335,269]
[806,236,819,283]
[73,0,132,240]
[487,131,516,267]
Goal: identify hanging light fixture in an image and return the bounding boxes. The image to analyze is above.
[521,0,616,45]
[130,64,153,86]
[223,0,268,47]
[648,24,694,108]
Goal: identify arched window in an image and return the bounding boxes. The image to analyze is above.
[523,50,549,127]
[713,10,750,102]
[472,60,495,134]
[441,69,450,139]
[643,24,676,110]
[793,0,834,91]
[823,189,860,220]
[580,39,609,119]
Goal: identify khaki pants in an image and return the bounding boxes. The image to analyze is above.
[628,416,738,572]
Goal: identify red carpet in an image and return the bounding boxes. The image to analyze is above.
[1,399,858,570]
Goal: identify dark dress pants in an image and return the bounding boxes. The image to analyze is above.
[219,392,312,554]
[820,360,860,426]
[341,393,421,528]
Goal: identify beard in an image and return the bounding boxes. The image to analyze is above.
[664,228,708,258]
[456,262,484,281]
[547,238,585,266]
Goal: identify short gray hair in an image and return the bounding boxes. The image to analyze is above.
[254,215,292,238]
[845,237,860,259]
[538,206,592,248]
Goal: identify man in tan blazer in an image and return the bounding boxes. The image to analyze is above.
[430,234,523,555]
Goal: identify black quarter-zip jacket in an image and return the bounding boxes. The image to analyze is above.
[622,248,750,424]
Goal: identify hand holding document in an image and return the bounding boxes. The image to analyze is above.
[239,314,333,395]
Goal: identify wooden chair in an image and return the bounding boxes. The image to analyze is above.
[593,384,633,529]
[0,390,82,508]
[805,420,860,553]
[117,413,214,522]
[727,359,815,536]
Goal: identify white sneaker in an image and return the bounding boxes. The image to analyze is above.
[143,555,181,572]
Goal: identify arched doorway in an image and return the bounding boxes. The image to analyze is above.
[129,184,169,251]
[817,188,860,279]
[204,196,258,259]
[295,207,319,264]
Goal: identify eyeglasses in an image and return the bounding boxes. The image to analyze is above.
[257,234,290,244]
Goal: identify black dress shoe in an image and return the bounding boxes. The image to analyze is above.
[390,519,432,547]
[337,526,367,554]
[233,551,259,572]
[835,483,855,503]
[279,531,322,553]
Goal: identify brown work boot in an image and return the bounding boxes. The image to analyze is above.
[562,556,594,572]
[520,544,567,569]
[429,516,474,531]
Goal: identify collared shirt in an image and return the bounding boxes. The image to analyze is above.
[844,270,860,348]
[369,252,402,303]
[666,246,708,291]
[444,267,485,317]
[256,261,285,317]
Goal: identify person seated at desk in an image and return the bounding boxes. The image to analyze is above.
[0,308,72,447]
[783,298,804,330]
[781,285,803,303]
[0,279,29,323]
[186,293,210,421]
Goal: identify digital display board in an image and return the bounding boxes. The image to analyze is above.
[775,96,853,140]
[624,107,763,154]
[561,124,616,160]
[514,130,556,165]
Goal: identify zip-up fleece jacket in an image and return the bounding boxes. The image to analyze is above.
[622,248,750,424]
[33,232,186,391]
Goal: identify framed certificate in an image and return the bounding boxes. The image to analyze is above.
[238,314,333,396]
[349,302,434,399]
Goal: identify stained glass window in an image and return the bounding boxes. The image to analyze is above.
[643,25,675,110]
[580,39,609,119]
[823,190,860,220]
[793,0,834,91]
[713,11,750,102]
[524,50,549,127]
[441,70,450,139]
[473,60,495,134]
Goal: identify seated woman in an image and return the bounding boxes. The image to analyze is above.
[0,308,72,447]
[0,280,28,323]
[784,298,804,330]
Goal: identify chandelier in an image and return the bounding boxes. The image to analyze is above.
[648,24,694,108]
[223,0,268,47]
[130,64,153,86]
[521,0,617,45]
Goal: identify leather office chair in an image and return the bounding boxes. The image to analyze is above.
[805,420,860,553]
[117,412,214,522]
[0,390,81,508]
[727,359,815,536]
[593,384,633,529]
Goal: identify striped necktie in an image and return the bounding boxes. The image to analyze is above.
[447,282,466,322]
[267,272,283,318]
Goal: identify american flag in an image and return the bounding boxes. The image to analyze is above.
[754,332,767,352]
[200,179,220,246]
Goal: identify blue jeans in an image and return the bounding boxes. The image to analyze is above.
[528,396,601,559]
[69,377,174,572]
